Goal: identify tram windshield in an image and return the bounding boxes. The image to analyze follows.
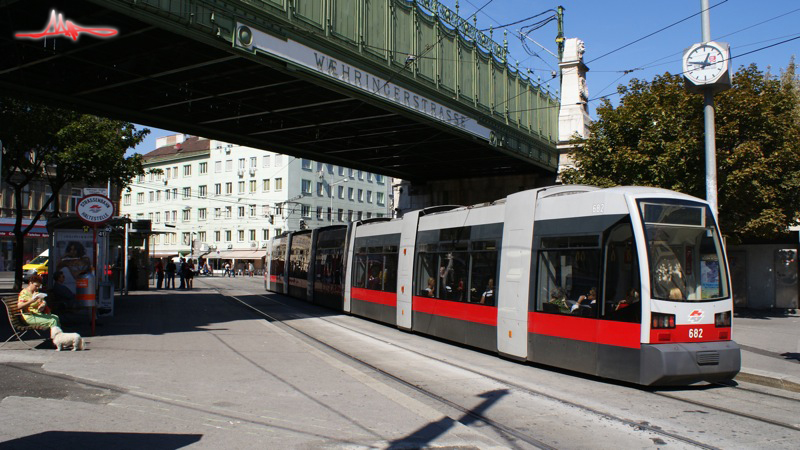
[637,199,729,301]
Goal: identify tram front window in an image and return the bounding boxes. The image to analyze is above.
[638,200,729,301]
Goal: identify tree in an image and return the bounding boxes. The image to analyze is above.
[0,97,149,289]
[561,63,800,244]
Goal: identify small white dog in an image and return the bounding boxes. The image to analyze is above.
[50,326,85,351]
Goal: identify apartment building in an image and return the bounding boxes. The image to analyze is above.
[121,134,391,267]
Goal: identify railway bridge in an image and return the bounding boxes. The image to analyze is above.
[1,0,561,205]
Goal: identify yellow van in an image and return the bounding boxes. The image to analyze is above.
[22,249,48,281]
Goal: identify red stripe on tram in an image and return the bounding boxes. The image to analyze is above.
[413,296,497,326]
[351,287,397,307]
[528,312,641,349]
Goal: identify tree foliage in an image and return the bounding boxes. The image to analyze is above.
[561,63,800,243]
[0,97,149,288]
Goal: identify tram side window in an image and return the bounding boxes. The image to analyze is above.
[536,235,601,316]
[414,225,501,306]
[603,221,641,323]
[351,234,400,293]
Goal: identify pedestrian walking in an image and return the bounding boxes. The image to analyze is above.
[155,259,164,289]
[248,262,255,277]
[165,259,176,289]
[178,258,185,289]
[224,262,231,277]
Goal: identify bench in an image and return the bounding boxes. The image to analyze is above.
[1,295,49,349]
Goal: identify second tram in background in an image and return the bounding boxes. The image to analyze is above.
[265,185,740,386]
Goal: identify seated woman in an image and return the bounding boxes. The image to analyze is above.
[571,287,597,313]
[18,274,60,329]
[548,287,569,313]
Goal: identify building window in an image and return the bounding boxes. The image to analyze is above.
[165,168,170,179]
[276,155,283,166]
[338,166,345,176]
[302,179,312,195]
[249,229,256,241]
[337,208,343,222]
[338,185,345,199]
[316,182,324,196]
[347,210,353,222]
[262,204,270,217]
[249,180,257,193]
[275,178,283,191]
[172,188,177,199]
[376,174,385,184]
[263,229,270,240]
[238,230,245,242]
[225,160,232,172]
[155,212,161,223]
[316,206,323,220]
[214,208,221,219]
[225,206,232,218]
[249,204,256,217]
[238,181,245,194]
[182,233,191,245]
[198,208,207,221]
[182,209,191,221]
[198,231,206,242]
[199,185,207,198]
[156,191,161,202]
[238,158,245,170]
[199,162,208,174]
[215,230,221,242]
[367,172,373,182]
[149,191,154,202]
[275,228,282,236]
[136,193,144,204]
[263,155,270,167]
[262,179,270,191]
[358,170,364,181]
[358,189,363,202]
[183,164,191,177]
[123,194,131,206]
[172,211,177,222]
[367,191,373,203]
[215,161,222,173]
[301,204,310,218]
[348,187,354,201]
[214,183,221,196]
[238,206,245,218]
[225,230,232,242]
[377,192,385,206]
[166,189,171,201]
[225,182,232,195]
[302,159,312,170]
[182,187,191,200]
[250,157,257,168]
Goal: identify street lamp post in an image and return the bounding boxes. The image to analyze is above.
[328,177,349,225]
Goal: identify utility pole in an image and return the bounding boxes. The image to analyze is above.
[701,0,718,214]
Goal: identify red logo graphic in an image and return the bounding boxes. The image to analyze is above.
[15,10,117,42]
[688,309,704,323]
[89,205,103,212]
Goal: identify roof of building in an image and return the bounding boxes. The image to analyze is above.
[143,136,210,162]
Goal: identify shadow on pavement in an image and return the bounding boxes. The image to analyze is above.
[1,431,202,449]
[734,308,798,319]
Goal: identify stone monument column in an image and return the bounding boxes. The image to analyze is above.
[557,38,591,178]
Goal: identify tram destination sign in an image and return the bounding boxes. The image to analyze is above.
[76,194,114,226]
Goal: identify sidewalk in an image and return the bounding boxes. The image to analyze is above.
[1,272,799,391]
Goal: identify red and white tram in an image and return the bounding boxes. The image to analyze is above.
[266,185,740,386]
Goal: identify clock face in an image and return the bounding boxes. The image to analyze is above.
[684,43,728,85]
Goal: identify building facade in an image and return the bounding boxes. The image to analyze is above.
[122,134,392,269]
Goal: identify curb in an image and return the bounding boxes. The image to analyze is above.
[736,370,800,393]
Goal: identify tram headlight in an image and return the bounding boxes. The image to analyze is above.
[651,312,675,329]
[714,311,731,327]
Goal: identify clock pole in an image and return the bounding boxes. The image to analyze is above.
[701,0,718,215]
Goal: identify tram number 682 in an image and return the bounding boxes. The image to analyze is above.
[689,328,703,339]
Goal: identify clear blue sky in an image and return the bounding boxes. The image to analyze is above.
[131,0,798,155]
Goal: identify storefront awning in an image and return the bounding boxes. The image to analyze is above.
[0,218,48,237]
[207,249,265,260]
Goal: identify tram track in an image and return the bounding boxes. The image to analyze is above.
[221,286,726,449]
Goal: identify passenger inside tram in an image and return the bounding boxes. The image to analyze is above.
[548,287,569,313]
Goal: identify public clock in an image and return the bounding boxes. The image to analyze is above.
[683,41,731,90]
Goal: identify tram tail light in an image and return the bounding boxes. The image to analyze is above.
[714,311,731,327]
[651,312,675,329]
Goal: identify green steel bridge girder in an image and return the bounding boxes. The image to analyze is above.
[119,0,560,170]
